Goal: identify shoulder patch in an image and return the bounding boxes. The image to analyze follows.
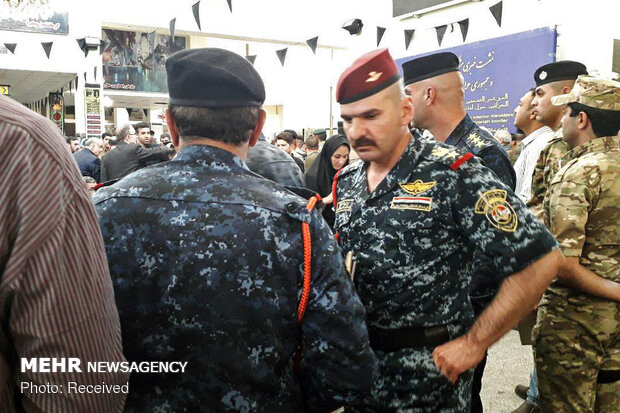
[450,152,475,170]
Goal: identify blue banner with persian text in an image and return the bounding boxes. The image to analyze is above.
[397,27,557,134]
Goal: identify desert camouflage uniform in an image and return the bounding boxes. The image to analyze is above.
[535,135,620,412]
[526,130,569,220]
[334,136,557,412]
[507,143,522,165]
[93,144,378,412]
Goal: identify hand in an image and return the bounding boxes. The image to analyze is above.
[322,193,333,205]
[432,335,486,384]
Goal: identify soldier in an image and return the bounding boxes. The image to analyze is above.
[534,75,620,412]
[334,48,561,412]
[526,60,588,219]
[513,60,588,413]
[402,51,517,413]
[94,48,378,412]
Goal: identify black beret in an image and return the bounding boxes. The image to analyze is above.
[534,60,587,87]
[166,48,265,108]
[402,52,460,86]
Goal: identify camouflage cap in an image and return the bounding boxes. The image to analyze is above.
[551,74,620,111]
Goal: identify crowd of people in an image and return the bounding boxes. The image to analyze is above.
[1,44,619,413]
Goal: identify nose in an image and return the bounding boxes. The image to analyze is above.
[346,118,366,141]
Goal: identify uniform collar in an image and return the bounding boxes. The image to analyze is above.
[366,135,429,200]
[445,114,474,146]
[566,135,620,161]
[173,143,248,170]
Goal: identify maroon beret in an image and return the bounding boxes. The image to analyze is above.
[336,49,400,104]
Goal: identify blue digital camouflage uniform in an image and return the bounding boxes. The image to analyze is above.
[334,136,557,412]
[444,114,516,307]
[93,144,379,412]
[246,134,306,188]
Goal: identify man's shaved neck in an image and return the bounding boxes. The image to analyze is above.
[417,72,466,141]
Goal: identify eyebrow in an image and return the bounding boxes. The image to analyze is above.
[341,108,381,119]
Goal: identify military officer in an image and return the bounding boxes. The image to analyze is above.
[334,48,561,412]
[535,75,620,412]
[93,48,378,412]
[527,60,588,219]
[402,51,518,413]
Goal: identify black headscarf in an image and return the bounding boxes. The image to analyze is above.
[304,134,350,197]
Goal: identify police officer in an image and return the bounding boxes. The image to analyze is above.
[534,75,620,412]
[333,48,561,412]
[93,48,378,412]
[402,51,517,413]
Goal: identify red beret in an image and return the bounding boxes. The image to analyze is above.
[336,49,400,104]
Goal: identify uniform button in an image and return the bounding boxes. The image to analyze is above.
[286,202,299,213]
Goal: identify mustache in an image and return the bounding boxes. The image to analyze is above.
[351,138,376,148]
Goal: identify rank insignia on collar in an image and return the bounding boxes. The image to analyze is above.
[468,133,486,148]
[336,198,354,213]
[474,189,518,232]
[390,196,432,211]
[431,146,460,159]
[399,180,436,196]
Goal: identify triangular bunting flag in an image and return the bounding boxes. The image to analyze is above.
[404,29,415,50]
[306,36,318,54]
[42,42,53,58]
[4,43,17,54]
[246,55,256,65]
[84,71,87,82]
[143,109,148,117]
[276,48,288,66]
[170,18,176,42]
[435,25,448,46]
[489,1,503,27]
[458,19,469,42]
[126,108,132,116]
[75,76,79,91]
[226,0,232,12]
[376,27,386,47]
[94,66,97,81]
[76,38,88,57]
[192,1,202,31]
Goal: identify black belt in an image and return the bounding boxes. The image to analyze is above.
[368,325,451,352]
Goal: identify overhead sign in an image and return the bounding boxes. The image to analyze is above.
[85,86,102,139]
[0,85,9,95]
[397,27,557,134]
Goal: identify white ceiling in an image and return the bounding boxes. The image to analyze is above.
[103,90,169,109]
[0,69,76,104]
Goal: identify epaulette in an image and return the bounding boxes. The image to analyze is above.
[427,142,474,170]
[463,131,493,154]
[337,159,363,179]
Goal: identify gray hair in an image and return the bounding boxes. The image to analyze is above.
[117,124,134,140]
[84,138,102,147]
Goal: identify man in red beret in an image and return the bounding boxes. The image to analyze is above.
[332,48,562,411]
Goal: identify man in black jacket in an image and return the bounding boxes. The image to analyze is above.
[101,124,173,182]
[73,137,103,182]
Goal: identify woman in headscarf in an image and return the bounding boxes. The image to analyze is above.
[304,134,350,228]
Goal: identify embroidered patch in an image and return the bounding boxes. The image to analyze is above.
[474,189,518,232]
[390,196,433,211]
[431,146,460,160]
[366,71,383,82]
[468,132,486,148]
[399,180,436,196]
[336,198,354,213]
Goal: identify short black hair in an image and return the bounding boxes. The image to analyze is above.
[568,102,620,138]
[275,131,295,146]
[169,104,260,145]
[102,132,112,138]
[134,121,150,131]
